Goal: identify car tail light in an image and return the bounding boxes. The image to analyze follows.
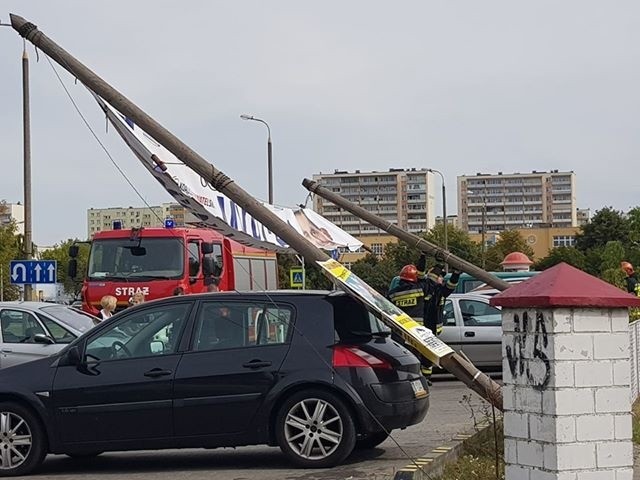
[332,346,392,370]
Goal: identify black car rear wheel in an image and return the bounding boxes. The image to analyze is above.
[355,431,390,449]
[275,389,356,468]
[0,402,47,477]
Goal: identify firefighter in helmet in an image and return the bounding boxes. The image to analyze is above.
[388,261,431,380]
[388,255,460,382]
[388,264,426,319]
[621,261,640,296]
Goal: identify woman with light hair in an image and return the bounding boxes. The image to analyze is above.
[129,291,146,307]
[98,295,117,322]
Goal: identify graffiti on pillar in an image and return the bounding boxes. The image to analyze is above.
[505,311,550,391]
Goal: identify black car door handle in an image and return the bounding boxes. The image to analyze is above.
[242,360,272,369]
[144,368,173,378]
[464,331,476,337]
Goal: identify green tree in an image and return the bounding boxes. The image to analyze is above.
[382,225,482,278]
[302,258,333,290]
[276,253,333,290]
[276,253,299,288]
[382,241,421,275]
[39,239,90,299]
[575,207,630,252]
[350,253,397,294]
[600,240,626,288]
[0,221,21,301]
[424,224,483,268]
[532,247,586,271]
[484,230,535,271]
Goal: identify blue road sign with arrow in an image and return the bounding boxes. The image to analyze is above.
[10,260,57,285]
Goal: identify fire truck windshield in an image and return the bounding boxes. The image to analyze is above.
[88,238,184,280]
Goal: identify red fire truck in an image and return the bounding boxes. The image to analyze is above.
[69,224,279,315]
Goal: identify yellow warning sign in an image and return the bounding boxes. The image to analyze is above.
[318,259,453,366]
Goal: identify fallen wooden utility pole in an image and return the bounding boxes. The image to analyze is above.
[303,178,512,292]
[10,14,501,410]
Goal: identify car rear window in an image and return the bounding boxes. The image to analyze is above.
[330,296,391,341]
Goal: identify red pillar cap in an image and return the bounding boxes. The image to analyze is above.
[490,262,640,309]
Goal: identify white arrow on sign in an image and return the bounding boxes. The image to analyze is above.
[11,263,26,282]
[47,264,55,282]
[34,264,42,283]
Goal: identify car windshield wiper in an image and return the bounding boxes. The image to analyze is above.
[90,274,172,281]
[90,274,131,280]
[125,275,173,280]
[346,330,391,338]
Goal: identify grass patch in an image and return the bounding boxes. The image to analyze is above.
[633,399,640,444]
[436,421,504,480]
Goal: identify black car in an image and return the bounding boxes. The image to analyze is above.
[0,291,429,476]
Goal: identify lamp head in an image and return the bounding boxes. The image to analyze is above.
[240,114,254,120]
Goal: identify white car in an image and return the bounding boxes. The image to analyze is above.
[439,293,503,370]
[0,302,97,369]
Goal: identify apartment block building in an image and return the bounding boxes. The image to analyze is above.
[0,202,25,235]
[312,168,437,236]
[87,203,197,237]
[457,170,577,233]
[577,208,591,227]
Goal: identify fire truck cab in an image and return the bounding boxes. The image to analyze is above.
[69,224,278,315]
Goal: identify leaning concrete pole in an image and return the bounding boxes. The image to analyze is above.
[10,14,502,410]
[303,178,512,292]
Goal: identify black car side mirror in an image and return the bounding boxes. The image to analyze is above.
[33,334,55,345]
[202,257,219,277]
[60,345,82,367]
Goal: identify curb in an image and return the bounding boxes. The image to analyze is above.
[393,421,494,480]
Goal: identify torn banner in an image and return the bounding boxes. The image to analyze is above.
[96,96,363,254]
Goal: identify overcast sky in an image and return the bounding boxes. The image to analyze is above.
[1,1,638,247]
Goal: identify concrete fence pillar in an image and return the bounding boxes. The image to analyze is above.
[491,263,640,480]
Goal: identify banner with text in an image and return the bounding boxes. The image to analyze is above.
[95,96,363,254]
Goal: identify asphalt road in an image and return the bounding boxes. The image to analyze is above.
[31,379,490,480]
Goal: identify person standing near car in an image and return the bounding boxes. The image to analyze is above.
[98,295,117,321]
[388,260,432,380]
[622,261,640,296]
[423,263,460,339]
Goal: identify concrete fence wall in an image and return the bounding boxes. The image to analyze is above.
[629,319,640,403]
[502,307,633,479]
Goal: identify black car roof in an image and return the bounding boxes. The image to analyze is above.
[131,289,349,308]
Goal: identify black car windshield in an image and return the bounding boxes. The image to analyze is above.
[40,306,96,333]
[88,238,184,279]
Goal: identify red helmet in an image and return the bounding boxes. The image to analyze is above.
[622,261,634,275]
[400,264,418,282]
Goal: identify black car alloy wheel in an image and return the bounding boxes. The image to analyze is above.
[275,389,356,468]
[0,402,46,477]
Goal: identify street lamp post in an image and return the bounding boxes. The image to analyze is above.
[428,168,447,273]
[240,114,273,205]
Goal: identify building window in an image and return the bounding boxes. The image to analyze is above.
[553,236,575,247]
[371,243,384,255]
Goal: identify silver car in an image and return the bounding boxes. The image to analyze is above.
[0,302,97,369]
[439,293,503,370]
